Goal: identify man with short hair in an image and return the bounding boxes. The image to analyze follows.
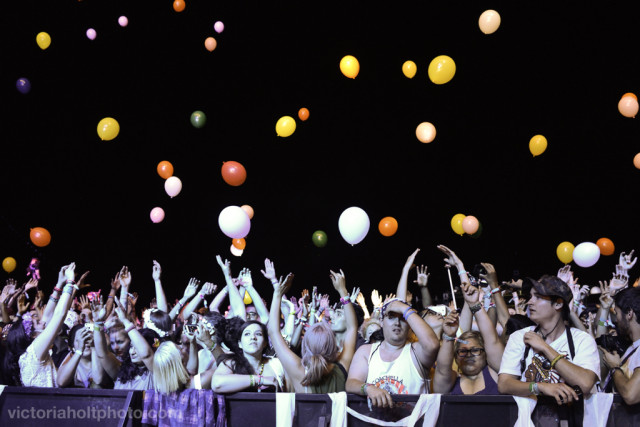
[600,287,640,404]
[498,275,600,405]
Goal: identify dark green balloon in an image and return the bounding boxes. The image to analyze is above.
[190,110,206,128]
[312,230,328,247]
[470,222,483,239]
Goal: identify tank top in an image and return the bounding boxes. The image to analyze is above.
[366,342,427,395]
[450,365,499,395]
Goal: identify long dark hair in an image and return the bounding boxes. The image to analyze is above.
[116,328,159,384]
[2,319,32,386]
[217,318,269,375]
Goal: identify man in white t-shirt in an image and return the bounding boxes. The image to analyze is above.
[498,275,600,406]
[600,287,640,404]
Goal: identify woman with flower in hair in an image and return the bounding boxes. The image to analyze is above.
[268,269,358,393]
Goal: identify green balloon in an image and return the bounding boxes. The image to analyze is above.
[312,230,328,247]
[190,110,206,128]
[470,222,483,239]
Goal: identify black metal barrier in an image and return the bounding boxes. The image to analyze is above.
[2,387,640,426]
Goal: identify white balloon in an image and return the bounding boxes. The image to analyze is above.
[573,242,600,268]
[164,176,182,198]
[86,28,97,40]
[416,122,436,143]
[230,244,243,257]
[478,9,501,34]
[338,207,370,245]
[219,206,251,239]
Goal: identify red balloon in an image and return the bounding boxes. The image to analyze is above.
[30,227,51,247]
[221,161,247,186]
[596,237,615,256]
[232,238,246,250]
[378,217,398,237]
[157,161,174,179]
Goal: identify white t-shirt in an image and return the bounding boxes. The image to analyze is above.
[499,326,600,385]
[620,338,640,377]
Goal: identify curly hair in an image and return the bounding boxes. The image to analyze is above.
[116,328,160,384]
[2,319,31,386]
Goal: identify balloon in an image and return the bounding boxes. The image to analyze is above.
[36,32,51,50]
[339,55,360,79]
[416,122,436,143]
[556,241,575,264]
[428,55,456,84]
[470,221,483,239]
[478,10,501,34]
[378,217,398,237]
[157,161,174,179]
[30,227,52,247]
[338,207,370,245]
[450,214,465,236]
[173,0,186,12]
[232,238,246,250]
[214,21,224,33]
[218,206,251,239]
[2,257,16,273]
[241,205,254,219]
[529,134,547,157]
[298,108,310,121]
[275,116,296,137]
[16,78,31,94]
[164,176,182,198]
[204,37,217,52]
[190,110,207,128]
[243,290,253,304]
[312,230,328,247]
[118,16,129,27]
[618,93,639,118]
[230,244,243,257]
[86,28,97,40]
[634,153,640,169]
[573,242,600,268]
[221,161,247,186]
[150,207,165,223]
[462,215,479,234]
[97,117,120,141]
[402,60,417,78]
[596,237,615,256]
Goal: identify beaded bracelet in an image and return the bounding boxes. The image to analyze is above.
[50,296,59,303]
[53,287,62,293]
[250,375,256,387]
[550,354,567,369]
[340,296,351,305]
[442,333,456,342]
[360,383,370,394]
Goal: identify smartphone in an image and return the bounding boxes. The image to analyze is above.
[84,323,94,332]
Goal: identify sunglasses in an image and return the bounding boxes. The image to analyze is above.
[456,347,485,357]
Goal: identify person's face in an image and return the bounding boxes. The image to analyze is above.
[30,310,45,333]
[382,311,409,344]
[75,329,93,358]
[110,330,131,360]
[329,308,346,332]
[129,344,142,364]
[526,290,558,322]
[365,323,381,341]
[246,306,259,321]
[239,323,266,356]
[455,338,486,376]
[424,311,444,331]
[613,306,631,338]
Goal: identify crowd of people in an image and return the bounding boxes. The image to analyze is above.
[1,244,639,412]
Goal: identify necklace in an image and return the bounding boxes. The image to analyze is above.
[540,318,563,341]
[258,361,265,375]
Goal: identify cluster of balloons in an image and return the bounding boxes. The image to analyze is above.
[219,206,251,239]
[230,237,246,257]
[276,116,296,137]
[156,160,181,203]
[618,93,638,118]
[173,0,186,12]
[478,10,501,34]
[36,32,51,50]
[416,122,436,143]
[2,257,17,273]
[221,161,247,186]
[338,207,370,245]
[428,55,456,84]
[190,110,207,128]
[556,237,615,267]
[30,227,51,247]
[340,55,360,79]
[97,117,120,141]
[450,214,481,237]
[402,61,417,79]
[378,217,398,237]
[529,134,547,157]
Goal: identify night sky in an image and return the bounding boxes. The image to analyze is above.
[1,1,639,308]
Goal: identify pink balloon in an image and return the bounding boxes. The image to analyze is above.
[462,215,479,234]
[164,176,182,198]
[86,28,97,40]
[150,207,165,223]
[214,21,224,33]
[118,16,129,27]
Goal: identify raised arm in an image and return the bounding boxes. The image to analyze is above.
[113,297,155,372]
[413,265,433,309]
[432,311,459,393]
[151,260,168,313]
[90,296,121,380]
[169,277,200,322]
[479,263,510,331]
[396,249,420,302]
[217,255,246,320]
[240,268,269,324]
[42,266,68,325]
[57,327,92,387]
[330,270,358,371]
[181,278,204,319]
[118,266,131,315]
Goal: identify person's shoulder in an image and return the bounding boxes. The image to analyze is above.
[569,327,597,344]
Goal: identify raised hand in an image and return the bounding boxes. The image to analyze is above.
[557,265,573,285]
[24,277,39,291]
[598,281,614,310]
[90,296,108,323]
[479,262,499,287]
[118,266,131,288]
[239,268,253,288]
[184,278,200,299]
[202,282,217,295]
[78,295,90,310]
[442,311,460,337]
[436,244,463,269]
[216,255,232,277]
[619,250,637,271]
[413,265,430,287]
[371,289,382,308]
[17,293,29,315]
[152,260,162,281]
[329,269,347,294]
[350,286,360,302]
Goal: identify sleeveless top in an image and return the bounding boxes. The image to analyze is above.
[366,342,427,395]
[19,344,57,387]
[305,362,347,394]
[114,369,154,390]
[450,365,499,395]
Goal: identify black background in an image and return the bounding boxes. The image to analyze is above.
[1,1,639,308]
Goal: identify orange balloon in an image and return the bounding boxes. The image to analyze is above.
[634,153,640,169]
[204,37,217,52]
[221,161,247,186]
[596,237,615,256]
[232,238,246,250]
[157,161,174,179]
[241,205,254,219]
[298,108,310,121]
[173,0,185,12]
[30,227,51,247]
[378,217,398,237]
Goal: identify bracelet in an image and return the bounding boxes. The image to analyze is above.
[209,342,217,352]
[361,383,370,394]
[176,300,184,308]
[65,279,76,285]
[402,306,413,317]
[15,313,22,318]
[289,312,296,317]
[458,270,467,276]
[250,375,255,387]
[442,333,456,342]
[124,324,136,333]
[340,297,351,305]
[72,284,80,291]
[404,309,417,321]
[528,382,534,394]
[490,287,501,295]
[270,278,279,286]
[93,324,104,332]
[49,296,59,303]
[199,293,205,299]
[74,348,83,356]
[53,287,62,293]
[62,286,74,295]
[469,303,483,314]
[550,354,567,369]
[598,320,613,327]
[257,375,263,386]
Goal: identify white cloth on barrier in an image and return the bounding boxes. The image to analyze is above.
[327,392,441,427]
[512,396,537,427]
[276,392,296,427]
[583,392,613,427]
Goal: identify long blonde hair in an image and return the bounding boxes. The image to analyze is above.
[153,341,190,394]
[300,322,338,386]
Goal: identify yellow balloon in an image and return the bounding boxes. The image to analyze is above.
[529,134,548,157]
[556,241,575,264]
[2,257,16,273]
[275,116,296,137]
[402,60,417,79]
[97,117,120,141]
[428,55,456,84]
[340,55,360,79]
[450,213,466,236]
[36,32,51,50]
[243,290,253,305]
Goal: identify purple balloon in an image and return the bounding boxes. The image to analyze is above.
[16,78,31,94]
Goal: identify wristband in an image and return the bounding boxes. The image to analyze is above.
[270,279,279,286]
[458,270,467,276]
[53,287,62,293]
[598,320,613,327]
[289,312,296,317]
[74,349,83,356]
[62,286,74,295]
[469,303,483,314]
[490,287,501,295]
[176,300,184,308]
[442,333,456,342]
[124,324,136,333]
[550,354,567,369]
[361,382,371,394]
[340,297,351,305]
[199,293,205,299]
[209,342,217,352]
[15,313,22,318]
[72,284,80,291]
[250,375,255,387]
[403,309,417,321]
[65,279,76,285]
[94,325,104,332]
[50,296,59,303]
